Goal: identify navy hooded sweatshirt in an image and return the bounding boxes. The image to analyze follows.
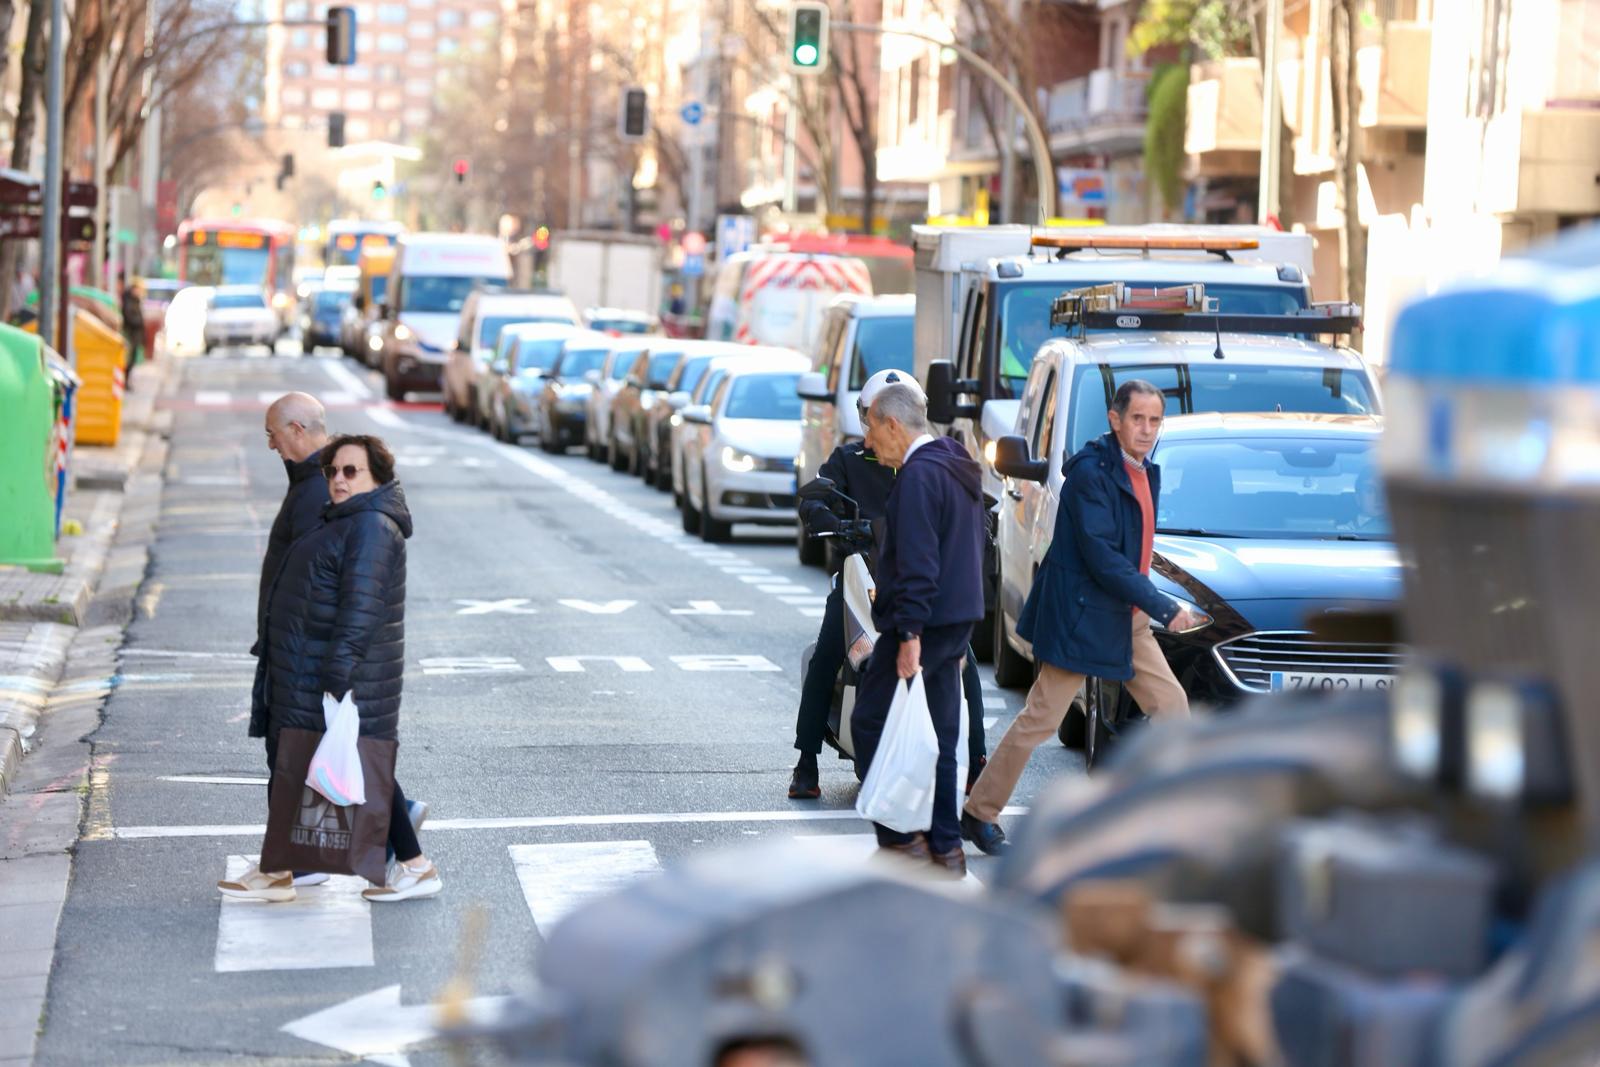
[871,436,986,637]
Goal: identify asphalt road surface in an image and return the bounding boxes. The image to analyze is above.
[33,346,1084,1065]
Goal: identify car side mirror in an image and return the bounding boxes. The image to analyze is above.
[994,435,1047,483]
[584,369,602,384]
[796,370,831,402]
[681,404,712,425]
[925,360,980,424]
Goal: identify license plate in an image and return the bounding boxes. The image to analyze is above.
[1270,671,1393,692]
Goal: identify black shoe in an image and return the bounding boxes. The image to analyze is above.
[787,759,820,800]
[960,812,1009,855]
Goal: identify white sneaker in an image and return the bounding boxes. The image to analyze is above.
[218,866,296,902]
[291,872,330,888]
[362,860,442,902]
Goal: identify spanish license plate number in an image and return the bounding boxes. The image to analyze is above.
[1270,672,1392,692]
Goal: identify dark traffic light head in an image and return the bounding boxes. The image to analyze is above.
[325,6,356,64]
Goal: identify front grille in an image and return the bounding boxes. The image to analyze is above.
[761,456,797,473]
[1214,631,1406,693]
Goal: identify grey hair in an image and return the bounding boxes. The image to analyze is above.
[1111,379,1163,416]
[870,382,929,433]
[269,391,327,435]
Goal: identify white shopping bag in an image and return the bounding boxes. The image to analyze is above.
[307,691,366,807]
[855,672,940,833]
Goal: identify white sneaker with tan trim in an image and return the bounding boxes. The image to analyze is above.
[217,866,296,902]
[362,861,442,902]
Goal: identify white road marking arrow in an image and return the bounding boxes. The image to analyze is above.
[454,598,539,615]
[279,983,514,1067]
[557,599,637,614]
[669,600,753,616]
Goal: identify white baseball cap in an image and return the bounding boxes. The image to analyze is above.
[857,368,926,416]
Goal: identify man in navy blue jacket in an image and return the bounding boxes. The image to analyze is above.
[962,380,1197,855]
[851,381,986,876]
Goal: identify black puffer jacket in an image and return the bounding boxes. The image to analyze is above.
[250,453,333,737]
[263,480,412,742]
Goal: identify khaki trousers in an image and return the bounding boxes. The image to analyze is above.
[965,612,1189,822]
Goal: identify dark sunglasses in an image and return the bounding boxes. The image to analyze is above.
[322,464,368,481]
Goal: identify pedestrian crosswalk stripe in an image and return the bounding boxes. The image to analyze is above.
[982,697,1007,710]
[509,840,662,935]
[984,717,999,730]
[195,391,230,405]
[799,608,826,618]
[215,856,373,973]
[779,596,828,606]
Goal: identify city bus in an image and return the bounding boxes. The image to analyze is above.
[176,218,297,329]
[324,220,405,268]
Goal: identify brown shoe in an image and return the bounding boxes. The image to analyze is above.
[875,833,931,864]
[929,845,968,879]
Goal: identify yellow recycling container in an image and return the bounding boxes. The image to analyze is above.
[25,309,126,446]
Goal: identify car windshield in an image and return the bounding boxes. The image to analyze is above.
[848,314,916,389]
[609,351,643,380]
[401,276,489,314]
[647,352,680,386]
[592,317,652,334]
[723,373,803,420]
[695,370,727,403]
[212,292,265,310]
[1066,364,1379,456]
[674,356,712,394]
[479,314,544,351]
[370,276,389,303]
[557,347,609,379]
[515,337,566,372]
[1156,435,1390,540]
[996,280,1310,395]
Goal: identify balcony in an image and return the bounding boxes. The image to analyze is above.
[1046,68,1148,155]
[1357,21,1430,129]
[1493,107,1600,216]
[1185,57,1262,177]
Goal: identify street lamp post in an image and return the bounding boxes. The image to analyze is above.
[38,0,67,358]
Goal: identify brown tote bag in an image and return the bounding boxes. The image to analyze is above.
[260,726,397,885]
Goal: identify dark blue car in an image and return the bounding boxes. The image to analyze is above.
[305,286,353,349]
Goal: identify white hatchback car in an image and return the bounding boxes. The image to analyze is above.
[203,286,279,352]
[679,352,812,543]
[158,285,212,357]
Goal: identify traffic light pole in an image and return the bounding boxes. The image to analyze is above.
[38,0,66,358]
[829,22,1057,224]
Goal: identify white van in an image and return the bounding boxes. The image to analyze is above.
[706,251,873,353]
[378,233,512,400]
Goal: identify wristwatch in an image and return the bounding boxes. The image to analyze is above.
[897,629,920,643]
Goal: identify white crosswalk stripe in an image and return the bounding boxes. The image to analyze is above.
[215,856,373,973]
[509,840,662,934]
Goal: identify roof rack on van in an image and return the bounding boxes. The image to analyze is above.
[1050,282,1362,336]
[1031,233,1259,262]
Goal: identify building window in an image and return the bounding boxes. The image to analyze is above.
[409,20,430,36]
[357,31,373,51]
[438,8,462,27]
[407,50,433,67]
[290,28,310,48]
[345,89,373,109]
[377,91,402,109]
[377,3,406,22]
[284,0,308,18]
[353,3,373,20]
[468,9,496,27]
[344,64,371,81]
[469,37,489,53]
[378,33,405,52]
[406,76,432,95]
[281,88,307,107]
[347,118,371,138]
[908,58,922,129]
[438,37,459,54]
[404,107,431,126]
[284,60,309,79]
[311,87,340,108]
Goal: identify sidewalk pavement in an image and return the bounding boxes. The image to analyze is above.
[0,359,170,796]
[0,355,173,1064]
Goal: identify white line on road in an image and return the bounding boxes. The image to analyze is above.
[195,390,230,405]
[418,656,524,676]
[778,596,829,606]
[119,648,258,661]
[799,608,826,618]
[366,407,406,429]
[160,775,268,786]
[983,698,1007,710]
[984,717,999,730]
[321,359,376,400]
[111,805,1030,839]
[509,840,661,935]
[215,855,372,972]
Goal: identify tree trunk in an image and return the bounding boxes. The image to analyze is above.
[0,0,51,321]
[1330,0,1366,341]
[0,0,16,97]
[859,150,878,236]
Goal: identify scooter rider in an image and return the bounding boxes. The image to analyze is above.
[789,370,988,800]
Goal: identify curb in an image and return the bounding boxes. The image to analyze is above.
[0,624,75,796]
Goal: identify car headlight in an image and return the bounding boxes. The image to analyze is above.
[641,393,657,410]
[1149,595,1212,634]
[721,446,757,473]
[670,413,683,427]
[273,292,291,310]
[983,440,998,466]
[368,335,383,351]
[394,323,413,341]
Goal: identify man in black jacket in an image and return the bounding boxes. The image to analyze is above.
[850,381,986,876]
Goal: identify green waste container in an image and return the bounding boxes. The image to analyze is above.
[0,322,64,572]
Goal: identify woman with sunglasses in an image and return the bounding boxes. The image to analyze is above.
[228,433,441,902]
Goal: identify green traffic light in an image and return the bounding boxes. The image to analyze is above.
[795,43,818,65]
[792,6,823,68]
